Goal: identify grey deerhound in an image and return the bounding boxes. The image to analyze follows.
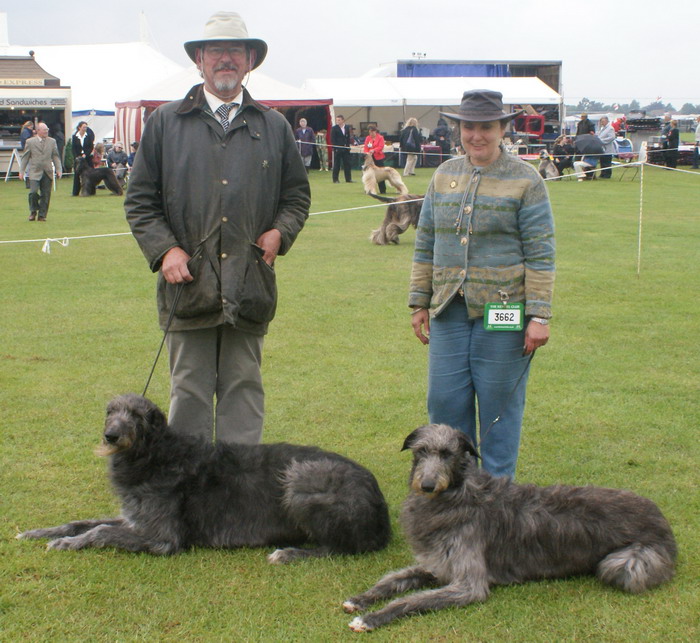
[18,394,391,562]
[344,424,676,631]
[369,193,424,245]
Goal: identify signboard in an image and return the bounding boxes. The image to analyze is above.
[0,97,67,108]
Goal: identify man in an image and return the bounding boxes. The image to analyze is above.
[576,112,594,137]
[693,115,700,169]
[331,114,353,183]
[597,116,616,179]
[106,142,128,181]
[19,122,62,221]
[573,131,604,181]
[294,118,315,172]
[125,12,310,445]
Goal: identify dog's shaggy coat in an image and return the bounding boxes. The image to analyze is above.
[369,193,424,245]
[344,424,676,631]
[361,154,409,196]
[75,157,124,196]
[18,394,391,562]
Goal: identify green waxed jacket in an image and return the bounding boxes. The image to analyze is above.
[125,84,310,334]
[409,150,555,320]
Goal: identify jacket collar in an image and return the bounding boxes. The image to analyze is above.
[175,84,269,117]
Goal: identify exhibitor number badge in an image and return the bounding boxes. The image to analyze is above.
[484,302,524,331]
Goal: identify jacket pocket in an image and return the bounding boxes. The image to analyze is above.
[162,250,222,319]
[238,244,277,324]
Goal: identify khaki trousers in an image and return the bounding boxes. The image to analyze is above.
[165,325,264,444]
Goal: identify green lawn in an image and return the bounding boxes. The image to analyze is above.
[1,164,699,641]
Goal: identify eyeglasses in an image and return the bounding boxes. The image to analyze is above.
[204,45,247,59]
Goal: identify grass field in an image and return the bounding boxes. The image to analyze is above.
[1,163,699,641]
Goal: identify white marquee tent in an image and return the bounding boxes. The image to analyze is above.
[303,76,562,135]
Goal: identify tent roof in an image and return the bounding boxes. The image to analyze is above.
[2,41,185,112]
[302,76,561,107]
[118,65,331,106]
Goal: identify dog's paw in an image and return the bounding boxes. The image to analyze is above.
[47,537,79,551]
[342,600,362,614]
[348,616,372,632]
[267,549,290,564]
[16,529,47,540]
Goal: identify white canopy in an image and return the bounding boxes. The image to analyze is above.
[2,41,185,113]
[303,76,561,108]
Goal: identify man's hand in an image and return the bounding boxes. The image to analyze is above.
[256,229,282,266]
[161,247,193,284]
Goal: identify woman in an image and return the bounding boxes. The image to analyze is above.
[409,90,555,479]
[71,121,95,196]
[431,118,452,163]
[399,117,422,176]
[665,119,679,169]
[363,125,387,193]
[552,134,574,176]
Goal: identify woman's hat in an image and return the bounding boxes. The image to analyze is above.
[184,12,268,69]
[440,90,523,123]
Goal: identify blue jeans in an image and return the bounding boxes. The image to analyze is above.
[427,297,531,478]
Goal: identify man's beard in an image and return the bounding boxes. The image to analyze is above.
[214,76,239,93]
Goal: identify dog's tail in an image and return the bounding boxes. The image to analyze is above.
[597,542,676,593]
[368,193,397,204]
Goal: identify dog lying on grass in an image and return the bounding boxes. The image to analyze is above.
[344,424,676,631]
[18,394,391,563]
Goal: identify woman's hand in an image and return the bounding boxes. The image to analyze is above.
[411,308,430,345]
[524,320,550,355]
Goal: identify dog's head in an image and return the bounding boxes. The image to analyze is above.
[362,153,376,171]
[96,394,168,456]
[402,424,479,495]
[539,149,550,159]
[74,156,90,175]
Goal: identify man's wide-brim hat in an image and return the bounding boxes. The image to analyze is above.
[440,90,523,123]
[184,11,268,69]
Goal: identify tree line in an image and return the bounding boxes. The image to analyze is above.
[567,98,700,115]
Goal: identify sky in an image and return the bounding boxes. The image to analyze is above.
[5,0,700,107]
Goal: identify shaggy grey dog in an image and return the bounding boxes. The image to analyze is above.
[18,394,391,563]
[369,193,424,245]
[344,424,676,631]
[538,149,559,180]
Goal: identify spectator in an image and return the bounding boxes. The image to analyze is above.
[693,115,700,169]
[107,142,129,181]
[331,114,352,183]
[551,135,574,176]
[19,123,62,221]
[92,142,105,168]
[71,121,95,196]
[573,132,604,181]
[597,116,616,179]
[399,117,422,176]
[127,141,139,168]
[665,120,679,169]
[363,125,387,194]
[431,118,452,162]
[576,112,594,137]
[294,118,315,172]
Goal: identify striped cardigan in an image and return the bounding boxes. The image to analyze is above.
[409,149,555,319]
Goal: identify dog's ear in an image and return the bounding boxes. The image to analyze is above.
[455,431,479,460]
[402,426,427,451]
[141,397,167,431]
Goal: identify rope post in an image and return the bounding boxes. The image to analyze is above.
[636,162,645,277]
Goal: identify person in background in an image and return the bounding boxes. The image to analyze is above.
[551,134,574,176]
[294,118,315,173]
[363,125,387,194]
[665,119,679,169]
[53,125,65,168]
[125,11,310,446]
[127,141,139,168]
[19,120,35,188]
[693,115,700,169]
[431,118,452,163]
[315,128,329,171]
[107,141,129,181]
[410,90,554,480]
[399,117,422,176]
[331,114,353,183]
[576,112,594,137]
[71,121,95,196]
[597,116,616,179]
[19,122,62,221]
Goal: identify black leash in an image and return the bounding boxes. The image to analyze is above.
[142,283,184,397]
[475,350,535,457]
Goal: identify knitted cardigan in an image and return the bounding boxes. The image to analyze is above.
[409,149,555,319]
